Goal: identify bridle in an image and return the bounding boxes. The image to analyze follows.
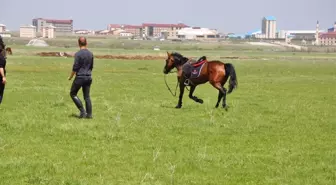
[163,59,178,96]
[163,57,189,97]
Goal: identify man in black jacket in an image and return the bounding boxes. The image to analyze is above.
[68,37,94,119]
[0,35,7,105]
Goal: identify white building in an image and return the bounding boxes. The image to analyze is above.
[42,25,56,38]
[32,18,73,33]
[262,16,277,39]
[0,24,6,32]
[0,33,11,38]
[177,27,218,40]
[120,32,133,37]
[278,30,325,40]
[20,25,36,38]
[74,30,95,35]
[246,30,266,39]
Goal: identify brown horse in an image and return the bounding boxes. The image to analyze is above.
[163,52,238,109]
[5,47,12,55]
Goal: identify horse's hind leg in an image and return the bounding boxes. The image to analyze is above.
[215,90,223,108]
[211,82,228,110]
[189,85,204,104]
[221,87,228,109]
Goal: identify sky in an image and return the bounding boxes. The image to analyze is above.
[1,0,335,33]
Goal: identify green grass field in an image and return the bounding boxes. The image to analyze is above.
[0,43,336,184]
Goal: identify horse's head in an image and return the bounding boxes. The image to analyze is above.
[163,52,188,74]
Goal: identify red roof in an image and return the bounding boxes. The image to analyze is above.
[320,32,336,39]
[109,24,122,28]
[142,23,188,28]
[109,24,142,29]
[45,19,72,24]
[33,18,72,24]
[123,25,142,29]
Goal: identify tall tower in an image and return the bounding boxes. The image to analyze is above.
[315,20,320,45]
[262,16,277,39]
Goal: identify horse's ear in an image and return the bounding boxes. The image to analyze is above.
[167,51,170,57]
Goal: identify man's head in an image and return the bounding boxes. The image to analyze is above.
[78,37,87,48]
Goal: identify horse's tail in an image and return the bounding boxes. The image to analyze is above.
[224,63,238,94]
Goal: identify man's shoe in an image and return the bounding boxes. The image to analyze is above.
[85,114,93,119]
[78,112,87,119]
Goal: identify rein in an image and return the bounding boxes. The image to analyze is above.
[163,68,190,97]
[164,74,179,97]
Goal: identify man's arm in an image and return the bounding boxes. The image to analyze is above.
[90,55,94,70]
[68,54,80,80]
[0,57,6,84]
[68,71,76,80]
[0,68,5,78]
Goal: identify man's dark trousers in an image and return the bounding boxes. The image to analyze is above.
[70,76,92,118]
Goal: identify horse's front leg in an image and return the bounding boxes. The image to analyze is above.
[188,85,203,104]
[176,82,185,109]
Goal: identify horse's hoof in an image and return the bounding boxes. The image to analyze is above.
[223,105,229,111]
[215,104,219,108]
[175,105,182,109]
[198,99,204,104]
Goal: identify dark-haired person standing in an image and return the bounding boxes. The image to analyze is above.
[0,35,7,105]
[68,37,94,119]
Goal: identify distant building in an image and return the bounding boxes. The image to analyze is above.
[120,32,133,37]
[262,16,277,39]
[0,33,11,38]
[320,32,336,45]
[177,27,219,40]
[142,23,188,38]
[108,24,143,37]
[74,30,95,35]
[0,24,6,32]
[95,30,114,35]
[245,29,266,39]
[20,25,36,38]
[0,25,11,38]
[327,22,336,32]
[319,22,336,46]
[278,30,324,40]
[32,18,73,33]
[107,23,189,39]
[111,29,125,36]
[122,25,142,37]
[226,33,246,39]
[42,25,56,38]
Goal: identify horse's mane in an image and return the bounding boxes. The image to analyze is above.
[171,52,189,65]
[172,52,209,66]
